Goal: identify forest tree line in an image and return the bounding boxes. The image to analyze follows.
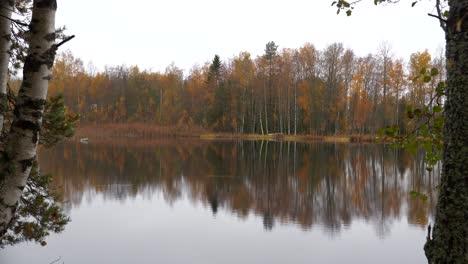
[33,42,445,135]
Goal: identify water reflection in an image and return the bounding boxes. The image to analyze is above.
[39,140,439,237]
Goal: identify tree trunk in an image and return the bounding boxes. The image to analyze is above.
[259,109,264,135]
[0,0,14,133]
[0,0,57,238]
[294,79,297,135]
[395,85,399,129]
[424,1,468,263]
[263,81,268,134]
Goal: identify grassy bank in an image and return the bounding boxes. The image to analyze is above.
[199,133,376,143]
[75,123,377,143]
[75,123,206,140]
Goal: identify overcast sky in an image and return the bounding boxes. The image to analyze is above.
[56,0,445,74]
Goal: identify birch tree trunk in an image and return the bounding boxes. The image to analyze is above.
[0,0,57,238]
[0,0,14,133]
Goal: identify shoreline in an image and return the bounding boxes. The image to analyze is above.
[75,123,378,144]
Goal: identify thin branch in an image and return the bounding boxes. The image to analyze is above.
[49,256,62,264]
[428,13,447,22]
[350,0,363,5]
[55,35,75,49]
[433,0,447,32]
[0,14,28,27]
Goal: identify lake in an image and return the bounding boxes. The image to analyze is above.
[0,140,439,263]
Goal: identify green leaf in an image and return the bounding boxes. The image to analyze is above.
[430,68,439,76]
[378,128,385,136]
[437,81,445,89]
[436,81,445,95]
[414,108,422,117]
[409,190,428,201]
[423,141,432,152]
[346,10,352,16]
[420,67,427,75]
[420,194,428,201]
[406,140,418,154]
[423,75,431,83]
[433,105,442,113]
[420,124,427,132]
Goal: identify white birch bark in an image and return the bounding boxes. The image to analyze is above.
[0,0,57,238]
[0,0,14,133]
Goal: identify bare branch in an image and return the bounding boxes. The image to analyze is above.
[55,35,75,49]
[428,13,447,23]
[0,14,28,27]
[49,256,62,264]
[433,0,447,32]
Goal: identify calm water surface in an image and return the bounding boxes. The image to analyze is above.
[1,140,439,263]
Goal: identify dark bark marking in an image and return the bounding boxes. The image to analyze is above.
[12,120,40,134]
[23,81,32,89]
[18,97,46,111]
[0,93,7,113]
[30,111,43,119]
[23,51,56,72]
[14,97,46,121]
[32,129,39,144]
[2,33,11,41]
[44,32,55,42]
[18,157,35,173]
[28,19,40,34]
[35,0,57,10]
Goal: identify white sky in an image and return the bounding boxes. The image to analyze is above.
[56,0,445,74]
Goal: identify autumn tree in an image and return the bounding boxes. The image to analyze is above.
[388,58,406,130]
[377,42,393,127]
[322,42,344,134]
[408,50,433,108]
[262,41,279,134]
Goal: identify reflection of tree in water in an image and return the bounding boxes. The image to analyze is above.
[0,162,69,248]
[39,140,439,236]
[263,212,274,231]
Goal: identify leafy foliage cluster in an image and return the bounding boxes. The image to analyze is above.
[0,162,70,247]
[379,68,445,171]
[40,94,79,147]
